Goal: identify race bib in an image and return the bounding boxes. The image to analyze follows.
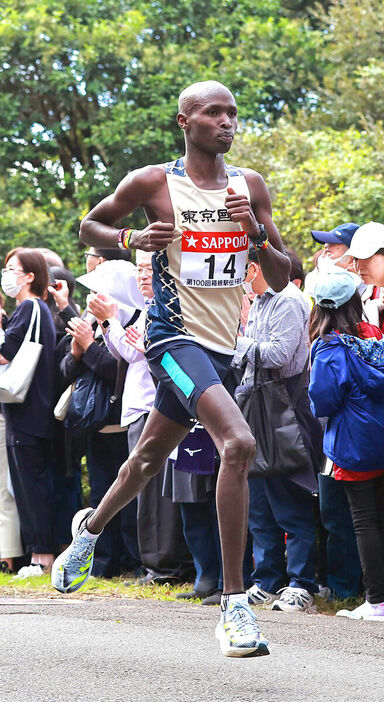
[180,230,248,288]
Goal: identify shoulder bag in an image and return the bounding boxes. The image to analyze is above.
[234,349,310,477]
[64,358,127,434]
[54,383,75,421]
[0,298,43,403]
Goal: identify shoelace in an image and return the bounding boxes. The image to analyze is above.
[277,587,312,605]
[66,538,95,566]
[229,603,259,635]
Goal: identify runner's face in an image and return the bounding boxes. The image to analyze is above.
[181,91,238,154]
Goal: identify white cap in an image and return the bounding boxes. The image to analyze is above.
[346,221,384,260]
[76,259,146,312]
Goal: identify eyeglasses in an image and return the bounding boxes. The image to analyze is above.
[1,268,25,275]
[84,252,100,259]
[137,266,152,274]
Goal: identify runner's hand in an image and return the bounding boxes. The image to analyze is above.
[130,222,174,252]
[125,326,145,354]
[225,187,260,239]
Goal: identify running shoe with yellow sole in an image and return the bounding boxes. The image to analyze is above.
[215,597,270,658]
[51,508,98,594]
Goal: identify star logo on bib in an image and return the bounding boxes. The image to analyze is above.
[185,234,198,248]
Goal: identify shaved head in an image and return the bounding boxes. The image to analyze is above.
[178,81,235,115]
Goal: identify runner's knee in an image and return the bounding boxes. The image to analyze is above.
[119,450,162,482]
[220,431,256,468]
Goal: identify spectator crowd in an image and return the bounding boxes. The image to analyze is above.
[1,219,384,621]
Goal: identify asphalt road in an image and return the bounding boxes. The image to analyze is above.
[0,597,382,702]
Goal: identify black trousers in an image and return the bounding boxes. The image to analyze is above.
[130,414,194,580]
[86,430,141,577]
[7,435,55,554]
[342,475,384,604]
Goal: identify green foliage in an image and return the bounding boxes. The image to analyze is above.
[230,122,384,266]
[312,0,384,128]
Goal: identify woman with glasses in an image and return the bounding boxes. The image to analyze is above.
[0,247,56,577]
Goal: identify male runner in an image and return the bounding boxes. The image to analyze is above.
[52,80,290,658]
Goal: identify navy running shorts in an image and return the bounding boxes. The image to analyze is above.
[146,339,233,428]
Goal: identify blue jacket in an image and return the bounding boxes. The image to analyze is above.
[309,333,384,471]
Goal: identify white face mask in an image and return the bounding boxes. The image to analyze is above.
[317,254,361,285]
[1,270,25,298]
[242,269,256,295]
[317,254,345,273]
[242,280,254,294]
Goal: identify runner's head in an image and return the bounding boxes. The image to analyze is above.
[177,81,237,154]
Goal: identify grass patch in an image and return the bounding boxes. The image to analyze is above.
[0,573,363,614]
[0,573,195,601]
[314,594,362,615]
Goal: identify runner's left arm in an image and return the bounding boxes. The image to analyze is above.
[226,170,290,292]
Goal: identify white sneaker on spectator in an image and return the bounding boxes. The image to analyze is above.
[336,600,384,621]
[272,586,313,612]
[246,584,278,606]
[14,564,45,579]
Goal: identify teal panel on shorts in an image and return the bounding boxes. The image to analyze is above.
[160,351,195,398]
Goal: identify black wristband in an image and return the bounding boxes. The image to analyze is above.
[249,223,268,248]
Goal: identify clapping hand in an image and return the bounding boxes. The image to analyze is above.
[87,292,118,326]
[125,326,145,354]
[66,317,94,352]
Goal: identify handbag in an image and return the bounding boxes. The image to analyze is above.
[0,298,43,403]
[54,383,75,421]
[234,350,310,477]
[64,358,127,434]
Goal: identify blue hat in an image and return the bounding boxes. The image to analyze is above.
[311,222,360,247]
[314,271,357,309]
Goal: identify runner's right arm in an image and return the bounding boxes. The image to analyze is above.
[79,165,174,251]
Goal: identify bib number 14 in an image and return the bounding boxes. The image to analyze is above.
[204,254,236,279]
[180,231,248,288]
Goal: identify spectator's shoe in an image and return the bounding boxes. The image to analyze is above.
[272,586,313,612]
[336,600,384,621]
[51,508,98,594]
[247,584,279,606]
[13,564,45,579]
[215,596,270,658]
[0,561,12,574]
[139,571,181,586]
[176,589,216,601]
[317,585,332,601]
[201,590,223,606]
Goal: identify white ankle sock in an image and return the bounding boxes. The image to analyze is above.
[221,592,248,609]
[82,527,101,541]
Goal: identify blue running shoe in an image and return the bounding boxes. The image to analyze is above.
[215,596,270,658]
[51,508,98,594]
